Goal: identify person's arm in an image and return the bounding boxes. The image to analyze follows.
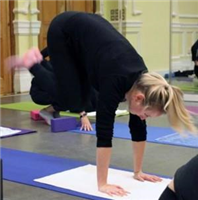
[96,76,130,196]
[132,141,146,175]
[97,147,129,197]
[129,114,162,182]
[97,148,111,188]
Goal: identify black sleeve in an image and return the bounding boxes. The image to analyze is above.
[129,113,147,141]
[41,47,49,59]
[96,76,126,147]
[174,155,198,200]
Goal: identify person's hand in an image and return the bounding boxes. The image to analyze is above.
[80,116,93,131]
[5,47,43,70]
[22,47,43,68]
[134,170,162,182]
[99,184,130,197]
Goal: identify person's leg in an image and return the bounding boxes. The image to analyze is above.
[158,187,177,200]
[29,63,61,124]
[174,155,198,200]
[47,12,83,112]
[194,64,198,78]
[30,78,53,105]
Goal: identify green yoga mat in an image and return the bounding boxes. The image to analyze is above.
[0,102,80,118]
[179,85,198,92]
[0,101,129,118]
[174,79,198,92]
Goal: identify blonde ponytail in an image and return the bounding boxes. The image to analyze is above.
[132,72,197,134]
[166,86,197,134]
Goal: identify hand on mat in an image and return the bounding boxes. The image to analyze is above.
[134,171,162,182]
[80,116,93,131]
[99,184,130,197]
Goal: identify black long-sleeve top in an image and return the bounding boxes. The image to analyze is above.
[47,12,148,147]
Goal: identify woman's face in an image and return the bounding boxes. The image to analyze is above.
[128,93,163,120]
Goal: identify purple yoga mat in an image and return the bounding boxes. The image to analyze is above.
[0,126,36,138]
[186,106,198,114]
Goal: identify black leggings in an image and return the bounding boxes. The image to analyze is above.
[159,155,198,200]
[159,187,177,200]
[47,12,84,111]
[30,59,98,112]
[29,60,59,108]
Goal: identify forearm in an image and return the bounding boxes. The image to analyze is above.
[96,147,112,188]
[132,141,146,172]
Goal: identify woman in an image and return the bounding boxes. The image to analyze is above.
[6,12,196,197]
[159,155,198,200]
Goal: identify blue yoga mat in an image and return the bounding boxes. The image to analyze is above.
[72,123,198,148]
[1,148,111,200]
[1,148,171,200]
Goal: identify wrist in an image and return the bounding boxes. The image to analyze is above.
[80,111,87,118]
[134,170,142,174]
[98,181,106,189]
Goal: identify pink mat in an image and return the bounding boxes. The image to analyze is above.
[186,106,198,114]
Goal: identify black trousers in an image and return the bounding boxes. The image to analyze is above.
[47,12,92,112]
[30,60,97,112]
[159,155,198,200]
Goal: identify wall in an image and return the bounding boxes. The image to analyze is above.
[13,0,41,93]
[171,0,198,71]
[102,0,171,74]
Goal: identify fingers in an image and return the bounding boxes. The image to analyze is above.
[23,47,43,68]
[134,175,144,182]
[80,116,93,131]
[144,175,162,182]
[80,124,93,131]
[99,184,130,197]
[134,172,162,183]
[107,189,128,197]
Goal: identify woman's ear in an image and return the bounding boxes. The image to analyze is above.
[134,92,145,104]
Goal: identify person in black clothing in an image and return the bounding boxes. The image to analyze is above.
[164,40,198,79]
[29,47,97,130]
[6,12,197,197]
[191,40,198,78]
[159,155,198,200]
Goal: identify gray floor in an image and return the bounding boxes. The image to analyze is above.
[1,94,198,200]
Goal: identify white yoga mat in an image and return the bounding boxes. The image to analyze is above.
[0,127,21,137]
[87,109,129,117]
[34,164,171,200]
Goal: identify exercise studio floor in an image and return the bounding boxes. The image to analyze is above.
[1,94,198,200]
